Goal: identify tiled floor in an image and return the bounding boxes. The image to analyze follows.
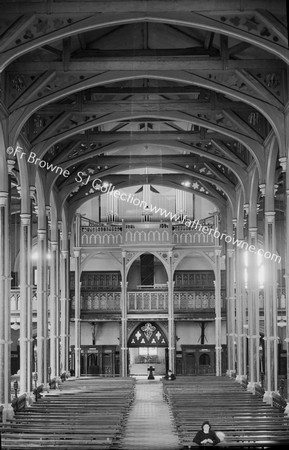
[120,378,182,450]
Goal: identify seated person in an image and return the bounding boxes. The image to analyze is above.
[193,421,220,446]
[163,369,176,380]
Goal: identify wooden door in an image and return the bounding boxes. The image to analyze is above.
[103,350,113,376]
[198,352,212,375]
[183,351,196,375]
[87,352,99,374]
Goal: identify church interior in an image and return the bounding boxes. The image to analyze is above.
[1,0,289,448]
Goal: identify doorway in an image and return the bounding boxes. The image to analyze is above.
[182,345,215,375]
[127,321,168,375]
[128,347,167,375]
[181,345,227,375]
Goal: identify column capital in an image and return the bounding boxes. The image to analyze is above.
[7,159,16,174]
[29,186,36,200]
[61,250,69,258]
[227,248,234,258]
[243,203,249,214]
[37,229,46,239]
[215,249,222,257]
[264,211,275,223]
[122,251,126,259]
[73,247,81,258]
[50,241,58,251]
[46,205,51,216]
[0,192,8,206]
[20,213,31,225]
[259,183,266,196]
[248,227,258,239]
[279,156,286,172]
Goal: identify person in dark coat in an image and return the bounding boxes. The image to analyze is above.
[193,421,220,446]
[163,369,176,380]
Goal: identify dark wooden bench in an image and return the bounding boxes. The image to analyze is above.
[1,377,135,450]
[163,376,289,448]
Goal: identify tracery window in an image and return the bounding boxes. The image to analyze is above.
[128,322,168,347]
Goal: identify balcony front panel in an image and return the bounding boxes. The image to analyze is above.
[174,290,226,311]
[128,291,168,312]
[80,222,215,248]
[172,227,214,246]
[81,225,122,247]
[125,224,171,246]
[71,291,121,312]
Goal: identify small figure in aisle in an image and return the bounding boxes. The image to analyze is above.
[163,369,176,380]
[147,365,155,380]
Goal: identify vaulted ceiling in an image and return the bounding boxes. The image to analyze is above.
[1,0,287,220]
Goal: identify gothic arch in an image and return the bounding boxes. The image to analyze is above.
[125,251,170,280]
[1,12,287,69]
[0,122,8,192]
[80,251,122,273]
[172,249,216,275]
[127,321,168,347]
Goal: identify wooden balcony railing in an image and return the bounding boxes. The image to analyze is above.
[128,291,168,312]
[174,290,226,310]
[80,220,215,247]
[69,288,287,314]
[71,292,121,312]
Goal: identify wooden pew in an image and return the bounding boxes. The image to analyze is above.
[162,376,289,448]
[1,377,135,450]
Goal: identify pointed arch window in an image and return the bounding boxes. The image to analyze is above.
[128,322,168,347]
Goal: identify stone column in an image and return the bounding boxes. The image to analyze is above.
[167,251,175,372]
[73,213,81,378]
[235,245,246,382]
[19,213,32,394]
[49,241,59,379]
[0,191,12,420]
[247,227,259,393]
[214,248,222,376]
[285,186,289,401]
[60,249,69,374]
[226,248,235,376]
[27,187,36,393]
[263,211,278,403]
[73,247,81,378]
[120,251,128,376]
[36,228,48,386]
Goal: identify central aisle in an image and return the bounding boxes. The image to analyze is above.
[120,378,181,450]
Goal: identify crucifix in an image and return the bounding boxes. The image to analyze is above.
[147,365,155,380]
